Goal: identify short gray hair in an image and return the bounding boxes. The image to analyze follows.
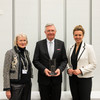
[14,33,28,46]
[45,23,56,31]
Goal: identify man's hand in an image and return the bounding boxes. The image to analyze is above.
[44,68,52,77]
[54,69,60,76]
[6,90,11,99]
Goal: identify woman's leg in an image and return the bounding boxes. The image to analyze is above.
[69,75,80,100]
[10,84,24,100]
[78,78,92,100]
[21,81,32,100]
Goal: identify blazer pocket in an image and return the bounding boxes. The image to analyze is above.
[56,49,61,53]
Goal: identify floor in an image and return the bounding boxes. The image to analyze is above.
[0,91,100,100]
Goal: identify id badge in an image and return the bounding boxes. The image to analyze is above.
[22,69,27,74]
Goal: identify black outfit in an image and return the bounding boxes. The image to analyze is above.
[33,39,68,100]
[10,46,32,100]
[69,43,92,100]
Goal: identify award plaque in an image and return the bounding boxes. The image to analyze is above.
[49,59,56,75]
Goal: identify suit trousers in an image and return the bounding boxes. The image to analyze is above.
[10,82,31,100]
[69,75,92,100]
[39,83,61,100]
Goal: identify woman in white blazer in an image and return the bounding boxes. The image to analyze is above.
[67,25,96,100]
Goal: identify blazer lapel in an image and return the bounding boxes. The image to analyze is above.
[77,42,85,62]
[52,39,56,59]
[69,42,86,63]
[69,45,75,64]
[43,39,50,59]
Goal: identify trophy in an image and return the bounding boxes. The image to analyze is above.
[49,59,56,75]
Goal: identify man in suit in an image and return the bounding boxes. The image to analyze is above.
[33,23,68,100]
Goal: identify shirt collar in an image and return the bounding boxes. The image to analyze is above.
[47,39,55,43]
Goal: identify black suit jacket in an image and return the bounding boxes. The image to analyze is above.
[33,39,68,85]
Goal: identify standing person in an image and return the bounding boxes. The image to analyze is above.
[33,23,68,100]
[67,25,96,100]
[3,33,33,100]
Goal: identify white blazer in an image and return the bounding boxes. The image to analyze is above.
[67,41,96,78]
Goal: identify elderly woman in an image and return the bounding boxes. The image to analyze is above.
[3,33,33,100]
[67,25,96,100]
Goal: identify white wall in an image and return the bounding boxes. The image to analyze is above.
[0,0,12,91]
[66,0,90,47]
[0,0,100,93]
[66,0,90,90]
[14,0,39,91]
[92,0,100,91]
[41,0,65,41]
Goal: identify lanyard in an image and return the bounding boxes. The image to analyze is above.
[20,52,28,70]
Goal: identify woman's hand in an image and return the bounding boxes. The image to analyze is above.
[6,90,11,99]
[67,68,73,75]
[73,69,81,75]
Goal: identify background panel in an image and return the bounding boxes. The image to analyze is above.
[41,0,65,41]
[66,0,90,90]
[66,0,90,48]
[0,0,12,91]
[92,0,100,90]
[15,0,39,91]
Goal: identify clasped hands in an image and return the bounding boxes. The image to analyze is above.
[44,68,60,77]
[68,68,81,75]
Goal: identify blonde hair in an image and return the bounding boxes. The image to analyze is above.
[14,33,28,46]
[73,25,85,35]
